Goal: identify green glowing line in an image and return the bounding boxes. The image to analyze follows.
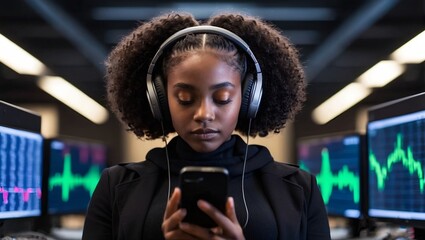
[369,133,425,192]
[315,148,360,205]
[49,153,101,202]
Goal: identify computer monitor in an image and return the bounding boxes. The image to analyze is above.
[43,136,107,215]
[297,132,365,219]
[0,101,43,220]
[367,92,425,228]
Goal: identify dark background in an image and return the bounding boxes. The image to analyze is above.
[0,0,424,165]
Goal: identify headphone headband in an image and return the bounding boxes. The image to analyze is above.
[146,25,263,120]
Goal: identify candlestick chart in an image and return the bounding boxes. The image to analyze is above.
[298,134,362,218]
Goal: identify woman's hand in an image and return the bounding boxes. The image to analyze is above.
[162,187,245,240]
[179,197,245,240]
[162,188,195,239]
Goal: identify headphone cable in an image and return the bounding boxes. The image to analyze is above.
[161,121,171,201]
[241,118,252,229]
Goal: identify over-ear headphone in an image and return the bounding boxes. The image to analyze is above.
[146,25,263,123]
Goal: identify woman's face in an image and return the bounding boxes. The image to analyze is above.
[167,52,242,153]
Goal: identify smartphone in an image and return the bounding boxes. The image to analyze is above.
[179,166,229,228]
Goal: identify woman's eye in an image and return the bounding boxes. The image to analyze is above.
[178,99,193,105]
[214,91,232,105]
[215,98,232,105]
[177,91,193,105]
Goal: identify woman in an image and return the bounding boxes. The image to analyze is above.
[82,12,331,240]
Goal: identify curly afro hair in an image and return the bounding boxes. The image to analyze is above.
[106,12,306,140]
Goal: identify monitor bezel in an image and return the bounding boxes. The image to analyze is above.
[0,100,41,133]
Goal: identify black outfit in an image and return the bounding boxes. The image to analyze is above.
[82,135,331,239]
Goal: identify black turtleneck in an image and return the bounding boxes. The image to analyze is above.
[142,135,278,240]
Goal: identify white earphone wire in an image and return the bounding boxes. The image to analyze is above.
[160,122,171,201]
[241,118,252,229]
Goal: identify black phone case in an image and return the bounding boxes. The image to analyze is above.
[179,166,228,228]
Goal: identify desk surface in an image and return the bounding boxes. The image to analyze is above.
[50,228,83,240]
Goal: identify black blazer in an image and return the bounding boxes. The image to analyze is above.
[82,160,330,240]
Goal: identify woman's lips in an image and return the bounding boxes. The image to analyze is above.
[191,128,219,140]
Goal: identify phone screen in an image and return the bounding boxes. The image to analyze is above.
[179,166,229,228]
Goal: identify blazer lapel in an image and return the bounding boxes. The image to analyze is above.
[261,163,306,240]
[115,166,160,239]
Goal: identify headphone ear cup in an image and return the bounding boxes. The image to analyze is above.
[153,75,171,123]
[240,73,255,119]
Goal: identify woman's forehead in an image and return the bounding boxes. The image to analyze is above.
[167,53,241,87]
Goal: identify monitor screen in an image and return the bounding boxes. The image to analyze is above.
[297,133,364,218]
[0,101,43,220]
[367,92,425,227]
[45,137,107,215]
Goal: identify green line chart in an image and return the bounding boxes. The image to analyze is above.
[369,133,425,193]
[316,148,360,205]
[298,135,361,218]
[49,153,101,202]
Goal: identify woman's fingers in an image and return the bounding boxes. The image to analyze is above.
[225,197,240,224]
[197,199,229,226]
[164,195,244,239]
[179,222,213,239]
[196,198,245,239]
[162,187,190,239]
[163,188,181,220]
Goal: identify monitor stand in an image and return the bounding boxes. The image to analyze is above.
[0,218,33,234]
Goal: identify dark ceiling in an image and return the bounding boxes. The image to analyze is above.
[0,0,424,135]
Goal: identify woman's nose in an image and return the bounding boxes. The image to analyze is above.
[193,99,215,122]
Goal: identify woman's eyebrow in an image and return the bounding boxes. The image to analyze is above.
[173,82,194,90]
[173,82,235,90]
[210,82,235,90]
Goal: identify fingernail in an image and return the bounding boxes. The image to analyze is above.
[228,197,234,208]
[180,222,189,229]
[197,199,208,208]
[180,208,187,216]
